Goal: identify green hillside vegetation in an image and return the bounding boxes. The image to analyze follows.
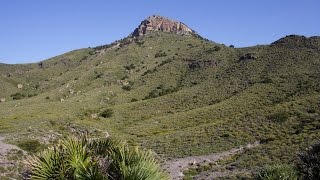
[0,32,320,178]
[25,134,168,180]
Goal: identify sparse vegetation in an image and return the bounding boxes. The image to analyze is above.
[144,85,178,99]
[99,109,113,118]
[155,50,167,58]
[0,30,319,178]
[257,164,298,180]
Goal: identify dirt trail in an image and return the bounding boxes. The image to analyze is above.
[163,141,260,180]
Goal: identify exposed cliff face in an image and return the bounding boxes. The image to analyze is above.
[132,15,197,37]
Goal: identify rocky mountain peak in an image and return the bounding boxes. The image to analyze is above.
[131,15,197,37]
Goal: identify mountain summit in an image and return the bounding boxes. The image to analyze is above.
[132,15,197,37]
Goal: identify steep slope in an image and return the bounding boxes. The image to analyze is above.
[0,16,320,178]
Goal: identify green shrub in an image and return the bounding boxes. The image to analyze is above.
[260,77,273,84]
[307,109,316,113]
[297,141,320,179]
[121,75,129,80]
[131,98,138,102]
[267,111,289,123]
[17,139,44,153]
[10,93,25,100]
[155,51,167,58]
[122,85,132,91]
[25,134,169,179]
[124,64,135,70]
[257,164,298,180]
[94,72,104,79]
[158,59,172,67]
[99,109,113,118]
[144,85,178,100]
[49,120,56,126]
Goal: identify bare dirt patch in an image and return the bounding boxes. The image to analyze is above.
[0,136,25,178]
[163,141,260,180]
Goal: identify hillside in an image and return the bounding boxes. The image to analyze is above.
[0,16,320,178]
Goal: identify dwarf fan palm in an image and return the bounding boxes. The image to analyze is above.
[25,134,168,180]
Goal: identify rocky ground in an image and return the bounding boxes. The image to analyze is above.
[0,136,25,179]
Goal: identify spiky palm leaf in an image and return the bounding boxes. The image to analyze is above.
[25,134,168,180]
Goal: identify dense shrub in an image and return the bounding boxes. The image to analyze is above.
[94,72,104,79]
[99,109,113,118]
[131,98,138,102]
[11,92,25,100]
[205,46,221,53]
[28,93,38,98]
[297,141,320,179]
[124,64,135,70]
[267,111,289,123]
[17,139,44,153]
[239,53,257,61]
[158,59,172,67]
[155,51,167,58]
[122,85,132,91]
[257,164,298,180]
[189,62,201,70]
[25,134,168,179]
[135,40,144,46]
[144,85,178,100]
[142,68,158,76]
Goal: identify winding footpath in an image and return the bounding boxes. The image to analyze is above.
[163,141,260,180]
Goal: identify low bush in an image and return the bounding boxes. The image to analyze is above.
[11,93,25,100]
[257,164,298,180]
[25,134,168,179]
[131,98,138,102]
[17,139,44,153]
[124,64,135,70]
[267,111,289,123]
[155,51,167,58]
[99,109,113,118]
[122,85,132,91]
[144,85,178,100]
[297,141,320,179]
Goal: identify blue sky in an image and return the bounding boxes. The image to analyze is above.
[0,0,319,64]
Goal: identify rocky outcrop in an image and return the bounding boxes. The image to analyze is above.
[132,15,196,37]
